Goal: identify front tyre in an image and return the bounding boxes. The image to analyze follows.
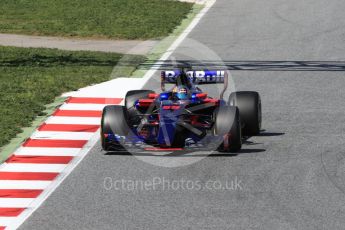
[214,106,242,153]
[125,90,154,124]
[101,105,129,151]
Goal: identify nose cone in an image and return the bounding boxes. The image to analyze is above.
[157,107,183,147]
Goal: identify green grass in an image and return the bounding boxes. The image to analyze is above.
[0,46,145,148]
[0,0,193,39]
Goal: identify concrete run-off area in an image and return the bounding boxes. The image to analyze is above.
[0,33,158,55]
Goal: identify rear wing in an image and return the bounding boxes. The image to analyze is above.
[161,70,226,83]
[160,70,229,99]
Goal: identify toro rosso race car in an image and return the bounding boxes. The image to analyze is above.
[101,69,261,153]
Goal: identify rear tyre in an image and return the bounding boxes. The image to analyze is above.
[101,105,129,151]
[214,106,242,153]
[228,91,261,136]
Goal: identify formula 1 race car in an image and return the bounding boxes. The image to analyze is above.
[101,69,261,153]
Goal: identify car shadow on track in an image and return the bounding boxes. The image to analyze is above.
[257,131,285,137]
[104,148,266,157]
[103,131,284,157]
[166,148,267,157]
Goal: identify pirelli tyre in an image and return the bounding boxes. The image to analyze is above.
[228,91,262,136]
[101,105,129,151]
[214,106,242,153]
[125,90,154,125]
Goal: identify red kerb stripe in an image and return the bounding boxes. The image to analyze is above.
[6,156,73,164]
[23,139,87,148]
[66,97,122,104]
[52,110,102,117]
[0,208,25,217]
[0,189,42,198]
[0,172,58,181]
[38,123,99,132]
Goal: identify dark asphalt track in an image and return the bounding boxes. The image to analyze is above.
[20,0,345,229]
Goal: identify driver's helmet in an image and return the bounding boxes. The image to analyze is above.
[176,86,189,100]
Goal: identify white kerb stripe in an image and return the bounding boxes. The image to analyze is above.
[59,103,107,111]
[1,163,67,173]
[0,198,35,208]
[45,116,101,125]
[0,217,17,226]
[0,181,52,190]
[14,147,80,156]
[31,131,94,140]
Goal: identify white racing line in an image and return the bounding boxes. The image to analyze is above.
[3,1,217,229]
